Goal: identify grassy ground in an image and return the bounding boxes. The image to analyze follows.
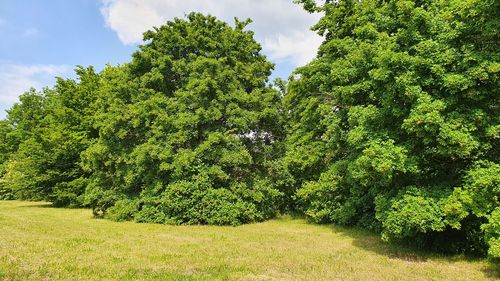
[0,201,498,281]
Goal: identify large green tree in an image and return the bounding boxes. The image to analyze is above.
[289,0,499,257]
[0,89,47,200]
[1,67,100,206]
[0,120,15,199]
[83,13,285,225]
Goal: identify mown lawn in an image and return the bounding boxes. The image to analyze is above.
[0,201,498,281]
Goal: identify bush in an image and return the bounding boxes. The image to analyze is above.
[106,199,139,221]
[483,208,500,260]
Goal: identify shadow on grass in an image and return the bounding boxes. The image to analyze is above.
[281,210,308,220]
[320,223,500,278]
[328,225,430,262]
[481,263,500,279]
[18,202,54,208]
[16,201,91,210]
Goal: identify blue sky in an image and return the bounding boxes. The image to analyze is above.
[0,0,321,119]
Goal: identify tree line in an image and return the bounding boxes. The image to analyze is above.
[0,1,498,260]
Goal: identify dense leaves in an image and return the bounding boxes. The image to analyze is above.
[0,67,100,205]
[290,0,499,258]
[81,13,285,225]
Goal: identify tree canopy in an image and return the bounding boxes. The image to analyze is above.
[0,67,100,206]
[81,13,285,225]
[289,0,499,258]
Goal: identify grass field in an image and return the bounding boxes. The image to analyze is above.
[0,201,498,281]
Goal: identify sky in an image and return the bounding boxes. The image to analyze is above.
[0,0,322,119]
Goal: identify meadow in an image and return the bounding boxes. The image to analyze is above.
[0,200,498,281]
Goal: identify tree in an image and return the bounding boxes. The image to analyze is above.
[82,13,285,225]
[0,120,15,199]
[1,67,101,206]
[0,89,47,200]
[289,0,499,257]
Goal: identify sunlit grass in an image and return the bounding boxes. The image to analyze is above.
[0,200,498,280]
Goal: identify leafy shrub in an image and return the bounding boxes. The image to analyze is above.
[483,208,500,260]
[375,187,449,241]
[106,199,139,221]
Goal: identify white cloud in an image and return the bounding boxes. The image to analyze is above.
[100,0,322,66]
[0,64,71,118]
[264,31,323,66]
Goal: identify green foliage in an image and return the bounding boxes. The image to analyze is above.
[83,13,284,225]
[444,161,500,258]
[375,187,450,241]
[1,67,100,206]
[483,208,500,260]
[0,120,15,199]
[289,0,499,257]
[0,90,47,200]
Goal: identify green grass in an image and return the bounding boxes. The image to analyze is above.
[0,201,498,280]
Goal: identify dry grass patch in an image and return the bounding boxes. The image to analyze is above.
[0,200,498,280]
